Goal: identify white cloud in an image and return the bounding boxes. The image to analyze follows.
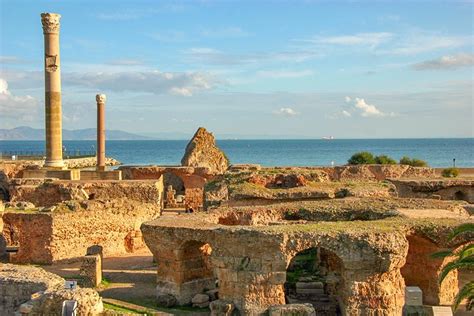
[343,96,394,117]
[62,70,219,96]
[184,47,319,65]
[341,110,352,117]
[274,107,299,117]
[412,53,474,70]
[0,78,39,121]
[388,34,471,55]
[0,56,21,64]
[306,32,393,47]
[256,70,314,78]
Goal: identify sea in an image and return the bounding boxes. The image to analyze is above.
[1,138,473,168]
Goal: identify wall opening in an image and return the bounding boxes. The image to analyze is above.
[164,172,186,209]
[285,247,343,315]
[176,240,217,305]
[454,190,466,201]
[400,234,458,306]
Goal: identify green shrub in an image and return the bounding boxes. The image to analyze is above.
[348,152,376,165]
[374,155,397,165]
[399,156,428,167]
[442,168,459,178]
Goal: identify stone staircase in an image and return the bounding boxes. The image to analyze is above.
[286,280,340,316]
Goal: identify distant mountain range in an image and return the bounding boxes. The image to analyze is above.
[0,127,151,140]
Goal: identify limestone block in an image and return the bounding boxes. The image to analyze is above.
[210,299,235,316]
[296,288,325,295]
[157,294,177,307]
[192,293,210,304]
[80,254,102,287]
[296,281,324,289]
[405,286,423,306]
[424,306,453,316]
[206,289,219,301]
[268,303,316,316]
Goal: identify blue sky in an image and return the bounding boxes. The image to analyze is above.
[1,0,473,138]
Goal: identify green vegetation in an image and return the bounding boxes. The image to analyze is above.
[374,155,397,165]
[100,277,111,287]
[348,152,397,165]
[348,151,376,165]
[442,168,459,178]
[103,302,143,315]
[432,223,474,311]
[399,156,428,167]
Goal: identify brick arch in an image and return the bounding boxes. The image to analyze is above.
[401,233,458,305]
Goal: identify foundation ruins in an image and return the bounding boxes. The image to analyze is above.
[0,11,473,316]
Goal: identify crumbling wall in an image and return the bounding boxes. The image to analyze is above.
[8,179,163,207]
[2,198,161,264]
[391,179,474,203]
[0,264,103,315]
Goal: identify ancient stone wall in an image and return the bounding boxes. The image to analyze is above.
[141,216,414,315]
[2,198,161,264]
[8,179,163,207]
[390,179,474,203]
[0,263,103,315]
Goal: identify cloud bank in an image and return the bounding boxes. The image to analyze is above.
[412,53,474,70]
[0,78,38,121]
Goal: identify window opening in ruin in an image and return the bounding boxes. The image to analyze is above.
[164,172,186,210]
[285,247,343,315]
[454,190,466,201]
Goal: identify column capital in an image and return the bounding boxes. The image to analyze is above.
[96,94,107,104]
[41,13,61,34]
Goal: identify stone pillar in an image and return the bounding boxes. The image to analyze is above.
[41,13,64,169]
[96,94,106,171]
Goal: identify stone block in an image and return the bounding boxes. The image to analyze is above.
[157,294,177,308]
[405,286,423,306]
[296,281,324,289]
[192,293,210,304]
[424,306,453,316]
[296,288,325,295]
[79,254,102,287]
[268,303,316,316]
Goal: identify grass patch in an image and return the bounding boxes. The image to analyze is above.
[103,302,143,315]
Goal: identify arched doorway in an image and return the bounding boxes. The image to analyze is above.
[285,247,343,315]
[400,234,458,305]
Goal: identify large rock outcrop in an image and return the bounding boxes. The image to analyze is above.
[181,127,229,175]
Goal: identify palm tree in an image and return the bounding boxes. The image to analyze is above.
[432,223,474,311]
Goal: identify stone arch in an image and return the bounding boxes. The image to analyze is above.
[400,233,458,305]
[285,246,344,315]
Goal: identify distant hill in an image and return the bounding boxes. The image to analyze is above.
[0,126,151,140]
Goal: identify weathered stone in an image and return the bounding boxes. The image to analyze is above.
[268,303,316,316]
[156,294,177,307]
[79,254,102,287]
[192,293,210,304]
[206,288,219,301]
[295,281,323,289]
[210,299,234,316]
[181,127,229,175]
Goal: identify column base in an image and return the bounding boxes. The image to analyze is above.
[44,159,66,169]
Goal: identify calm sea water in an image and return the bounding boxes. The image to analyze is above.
[1,139,473,167]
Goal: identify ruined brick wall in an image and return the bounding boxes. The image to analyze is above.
[390,179,474,203]
[2,198,161,264]
[9,179,163,207]
[2,213,53,264]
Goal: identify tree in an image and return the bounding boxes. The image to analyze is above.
[375,155,397,165]
[348,152,376,165]
[432,223,474,311]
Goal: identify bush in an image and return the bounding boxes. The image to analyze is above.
[348,152,376,165]
[374,155,397,165]
[442,168,459,178]
[399,156,428,167]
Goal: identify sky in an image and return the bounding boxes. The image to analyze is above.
[0,0,473,139]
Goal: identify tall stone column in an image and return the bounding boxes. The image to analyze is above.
[96,94,106,171]
[41,13,64,168]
